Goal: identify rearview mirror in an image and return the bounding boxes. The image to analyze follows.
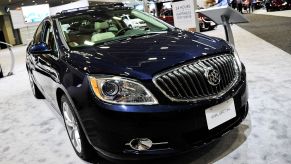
[29,42,52,54]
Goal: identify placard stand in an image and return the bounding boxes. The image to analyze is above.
[196,6,248,46]
[0,65,3,78]
[0,41,14,78]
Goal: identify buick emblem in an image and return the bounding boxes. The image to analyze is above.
[204,67,220,86]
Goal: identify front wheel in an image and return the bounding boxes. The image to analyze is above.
[61,95,98,163]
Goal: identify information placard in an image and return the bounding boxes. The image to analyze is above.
[22,4,50,23]
[172,0,196,30]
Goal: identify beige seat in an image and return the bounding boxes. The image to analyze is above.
[94,22,108,32]
[91,33,115,42]
[91,22,115,42]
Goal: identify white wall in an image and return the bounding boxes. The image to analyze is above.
[50,0,89,15]
[9,0,89,45]
[10,10,39,29]
[19,26,38,45]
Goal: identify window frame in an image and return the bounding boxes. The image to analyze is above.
[33,21,45,44]
[42,19,60,60]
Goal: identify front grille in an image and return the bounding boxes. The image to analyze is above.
[153,54,240,102]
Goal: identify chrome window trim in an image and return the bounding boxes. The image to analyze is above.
[55,18,70,51]
[51,19,60,60]
[43,18,60,60]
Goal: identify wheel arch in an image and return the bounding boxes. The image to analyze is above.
[56,87,65,113]
[55,86,96,154]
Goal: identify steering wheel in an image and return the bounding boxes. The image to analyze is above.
[115,27,131,36]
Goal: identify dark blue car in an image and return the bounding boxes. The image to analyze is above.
[26,6,248,162]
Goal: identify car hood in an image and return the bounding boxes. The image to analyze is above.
[65,31,232,80]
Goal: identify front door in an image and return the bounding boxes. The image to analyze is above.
[34,20,60,109]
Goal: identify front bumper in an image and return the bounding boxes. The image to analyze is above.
[71,68,248,160]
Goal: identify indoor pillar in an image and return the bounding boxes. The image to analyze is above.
[1,15,15,45]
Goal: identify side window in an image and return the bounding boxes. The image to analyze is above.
[43,22,58,58]
[34,23,44,43]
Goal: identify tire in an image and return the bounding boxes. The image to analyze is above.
[61,95,98,163]
[28,72,44,99]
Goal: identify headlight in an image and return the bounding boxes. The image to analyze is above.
[88,76,158,105]
[228,43,242,72]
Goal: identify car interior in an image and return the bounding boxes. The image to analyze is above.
[59,10,168,48]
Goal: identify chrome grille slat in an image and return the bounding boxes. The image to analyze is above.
[192,64,211,95]
[203,60,219,93]
[162,75,182,98]
[178,68,200,97]
[216,56,231,85]
[156,78,175,97]
[168,72,189,98]
[188,65,207,96]
[222,56,233,82]
[153,54,240,102]
[229,56,236,78]
[209,58,223,91]
[175,69,195,97]
[183,66,205,96]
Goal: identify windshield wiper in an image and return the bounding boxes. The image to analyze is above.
[128,31,168,39]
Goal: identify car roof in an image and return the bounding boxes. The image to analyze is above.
[51,4,131,20]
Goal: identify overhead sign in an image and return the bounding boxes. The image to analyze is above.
[172,0,196,31]
[22,4,50,23]
[10,10,39,29]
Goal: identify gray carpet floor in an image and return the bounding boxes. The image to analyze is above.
[238,14,291,54]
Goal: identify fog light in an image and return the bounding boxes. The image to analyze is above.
[129,138,152,151]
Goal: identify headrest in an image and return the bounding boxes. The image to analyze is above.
[91,32,115,42]
[94,22,109,30]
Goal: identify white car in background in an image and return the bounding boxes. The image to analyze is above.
[121,15,147,28]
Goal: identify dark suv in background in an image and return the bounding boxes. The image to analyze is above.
[26,6,248,162]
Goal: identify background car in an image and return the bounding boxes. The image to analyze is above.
[265,0,291,11]
[197,7,217,31]
[159,9,174,25]
[121,14,147,28]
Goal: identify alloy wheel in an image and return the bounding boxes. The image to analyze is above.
[62,101,82,153]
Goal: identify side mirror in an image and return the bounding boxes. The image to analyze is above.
[29,42,52,55]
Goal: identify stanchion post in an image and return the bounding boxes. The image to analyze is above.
[0,64,3,78]
[0,41,15,77]
[7,46,14,76]
[196,6,248,48]
[221,15,235,46]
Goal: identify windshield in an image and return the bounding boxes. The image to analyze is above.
[58,9,169,48]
